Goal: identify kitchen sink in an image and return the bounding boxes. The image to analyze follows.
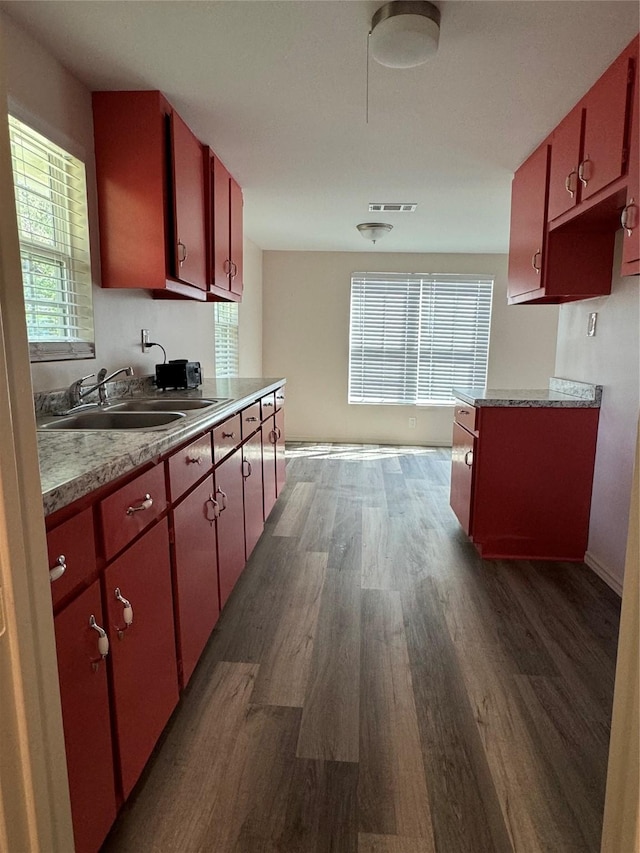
[107,398,224,412]
[39,411,187,430]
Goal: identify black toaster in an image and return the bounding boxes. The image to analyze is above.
[155,360,202,390]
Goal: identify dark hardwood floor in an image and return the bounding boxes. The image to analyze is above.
[103,443,621,853]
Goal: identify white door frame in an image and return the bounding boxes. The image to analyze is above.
[0,22,73,852]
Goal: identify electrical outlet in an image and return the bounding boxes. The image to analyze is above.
[141,329,150,352]
[409,417,417,428]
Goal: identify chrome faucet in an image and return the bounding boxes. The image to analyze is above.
[67,366,134,410]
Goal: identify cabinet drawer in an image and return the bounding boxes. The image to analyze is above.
[47,507,97,609]
[213,414,241,466]
[454,402,477,433]
[260,392,276,421]
[168,433,212,502]
[241,402,261,438]
[99,465,167,561]
[275,386,286,410]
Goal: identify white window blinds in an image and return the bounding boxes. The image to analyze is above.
[215,302,239,378]
[349,272,493,405]
[8,115,94,361]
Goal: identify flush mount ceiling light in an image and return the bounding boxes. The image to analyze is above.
[357,222,393,244]
[369,1,440,68]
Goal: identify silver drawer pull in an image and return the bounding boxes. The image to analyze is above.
[186,456,202,465]
[221,431,235,439]
[206,495,221,524]
[126,493,153,515]
[242,459,253,478]
[263,401,273,408]
[89,615,109,658]
[458,409,469,415]
[215,487,228,511]
[245,416,258,422]
[49,555,66,583]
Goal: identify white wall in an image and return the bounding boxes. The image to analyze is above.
[2,11,264,393]
[263,251,559,444]
[238,237,263,376]
[555,234,639,591]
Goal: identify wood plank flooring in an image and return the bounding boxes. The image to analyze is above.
[103,443,620,853]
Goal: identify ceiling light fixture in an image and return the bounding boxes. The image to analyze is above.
[357,222,393,244]
[369,1,440,69]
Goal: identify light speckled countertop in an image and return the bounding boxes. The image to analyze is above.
[37,378,285,516]
[453,377,602,409]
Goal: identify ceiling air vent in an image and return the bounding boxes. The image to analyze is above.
[368,203,418,213]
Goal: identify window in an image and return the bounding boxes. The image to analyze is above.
[8,115,94,361]
[349,272,493,405]
[214,302,239,378]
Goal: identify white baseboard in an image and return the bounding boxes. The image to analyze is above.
[584,551,623,597]
[286,435,452,447]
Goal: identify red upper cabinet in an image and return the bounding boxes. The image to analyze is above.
[580,46,635,203]
[507,142,550,301]
[621,54,639,274]
[170,112,207,290]
[93,90,207,301]
[205,149,244,301]
[547,106,584,222]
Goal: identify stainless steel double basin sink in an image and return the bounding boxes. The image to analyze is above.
[37,397,230,431]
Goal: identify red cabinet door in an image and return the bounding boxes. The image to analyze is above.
[263,416,277,521]
[215,449,246,607]
[230,177,244,296]
[170,112,207,290]
[547,105,583,222]
[172,475,220,688]
[47,506,97,610]
[54,581,117,853]
[449,422,475,535]
[242,430,264,560]
[581,49,633,202]
[622,61,639,272]
[274,406,286,496]
[212,154,231,292]
[507,142,550,300]
[104,519,179,799]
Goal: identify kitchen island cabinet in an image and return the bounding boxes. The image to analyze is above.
[450,382,601,561]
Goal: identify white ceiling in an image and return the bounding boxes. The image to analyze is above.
[2,1,638,254]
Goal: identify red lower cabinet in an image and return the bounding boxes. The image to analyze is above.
[172,475,220,688]
[104,519,179,799]
[243,430,264,559]
[263,419,277,520]
[450,421,475,535]
[54,581,117,853]
[450,405,600,560]
[215,448,246,607]
[274,406,286,496]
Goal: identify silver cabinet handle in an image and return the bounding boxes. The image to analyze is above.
[464,450,473,468]
[242,459,252,478]
[621,198,637,237]
[263,401,273,408]
[230,261,238,279]
[223,259,231,275]
[177,241,188,266]
[126,493,153,515]
[221,431,235,439]
[578,156,591,187]
[245,416,258,423]
[186,456,202,465]
[531,249,542,274]
[564,168,578,198]
[457,408,469,415]
[89,615,109,658]
[114,587,133,636]
[216,487,228,512]
[206,495,220,523]
[49,555,66,583]
[275,427,282,441]
[269,429,277,445]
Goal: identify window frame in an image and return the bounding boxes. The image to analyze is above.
[8,112,95,362]
[214,301,239,378]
